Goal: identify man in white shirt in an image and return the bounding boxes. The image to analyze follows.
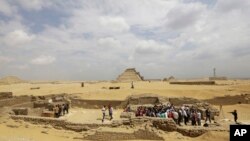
[197,111,201,126]
[101,105,106,123]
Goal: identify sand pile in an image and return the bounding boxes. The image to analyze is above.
[0,76,26,85]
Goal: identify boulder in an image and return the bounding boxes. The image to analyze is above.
[177,128,207,137]
[120,112,135,118]
[65,125,90,132]
[152,118,177,132]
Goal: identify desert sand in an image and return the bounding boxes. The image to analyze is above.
[0,80,249,100]
[0,78,250,141]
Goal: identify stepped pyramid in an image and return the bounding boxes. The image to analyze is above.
[117,68,144,82]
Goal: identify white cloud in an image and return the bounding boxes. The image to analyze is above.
[16,0,50,10]
[10,64,29,70]
[165,2,206,30]
[135,40,168,55]
[98,37,121,49]
[215,0,250,13]
[0,0,15,16]
[3,30,35,47]
[0,56,13,63]
[99,16,130,32]
[31,55,56,65]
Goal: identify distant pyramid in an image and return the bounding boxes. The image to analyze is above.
[117,68,144,82]
[0,76,26,85]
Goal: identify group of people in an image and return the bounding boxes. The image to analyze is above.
[53,103,69,118]
[133,103,213,126]
[101,105,113,123]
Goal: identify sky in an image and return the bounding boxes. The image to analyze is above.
[0,0,250,80]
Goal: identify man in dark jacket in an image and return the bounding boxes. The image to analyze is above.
[230,110,238,123]
[205,108,211,123]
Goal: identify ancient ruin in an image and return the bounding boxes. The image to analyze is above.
[0,80,249,141]
[116,68,144,82]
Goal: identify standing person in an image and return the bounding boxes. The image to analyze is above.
[191,111,197,126]
[108,105,113,120]
[58,104,62,117]
[64,103,69,114]
[55,105,59,118]
[230,110,238,123]
[205,108,211,123]
[101,105,106,123]
[172,110,179,124]
[178,109,183,126]
[197,110,201,126]
[62,104,65,115]
[183,108,188,125]
[131,81,134,89]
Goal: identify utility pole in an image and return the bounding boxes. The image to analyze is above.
[213,68,216,77]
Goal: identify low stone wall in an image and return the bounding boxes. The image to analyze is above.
[0,92,13,100]
[204,94,250,105]
[209,77,227,80]
[0,96,31,107]
[70,98,124,109]
[169,97,201,106]
[12,108,28,115]
[10,115,219,138]
[10,115,111,132]
[84,129,164,141]
[170,81,215,85]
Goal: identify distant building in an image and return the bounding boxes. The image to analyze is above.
[163,76,175,81]
[208,77,227,81]
[117,68,144,82]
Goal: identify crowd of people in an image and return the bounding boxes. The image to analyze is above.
[101,105,113,123]
[131,103,212,126]
[52,103,69,118]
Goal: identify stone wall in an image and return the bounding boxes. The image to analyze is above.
[170,81,215,85]
[209,77,227,80]
[169,97,201,106]
[84,129,164,141]
[0,96,31,107]
[204,94,250,105]
[10,115,111,132]
[10,115,221,138]
[12,108,28,115]
[125,94,168,106]
[70,98,124,109]
[0,92,13,100]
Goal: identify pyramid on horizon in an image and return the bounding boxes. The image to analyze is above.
[117,68,144,82]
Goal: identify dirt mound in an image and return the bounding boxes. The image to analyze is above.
[0,76,27,85]
[125,94,168,105]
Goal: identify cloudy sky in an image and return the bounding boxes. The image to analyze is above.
[0,0,250,80]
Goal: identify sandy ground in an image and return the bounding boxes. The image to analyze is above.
[0,118,230,141]
[60,108,123,124]
[0,80,250,100]
[0,80,249,141]
[0,119,83,141]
